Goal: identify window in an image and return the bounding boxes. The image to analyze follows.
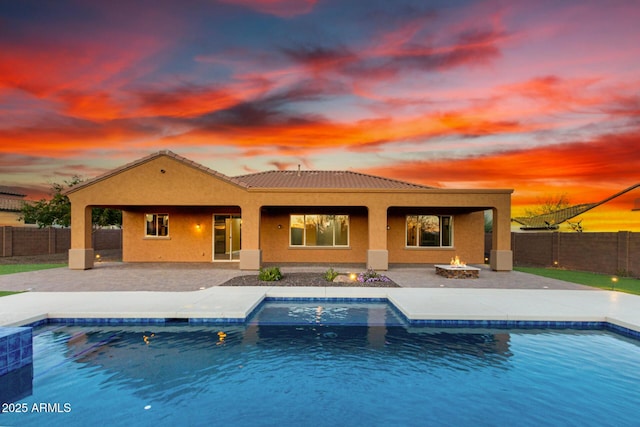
[145,214,169,237]
[290,214,349,247]
[406,215,452,247]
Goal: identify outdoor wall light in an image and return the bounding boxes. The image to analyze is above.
[386,225,391,230]
[195,224,201,230]
[277,224,282,229]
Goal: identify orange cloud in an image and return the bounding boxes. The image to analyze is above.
[361,131,640,208]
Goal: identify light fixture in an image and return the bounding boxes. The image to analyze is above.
[386,225,391,230]
[277,224,282,229]
[195,224,201,230]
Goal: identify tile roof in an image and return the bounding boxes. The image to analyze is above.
[0,196,25,212]
[0,187,26,212]
[0,186,26,197]
[66,150,435,193]
[234,170,433,190]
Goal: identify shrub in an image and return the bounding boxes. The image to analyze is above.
[357,268,391,283]
[258,266,282,281]
[324,267,339,282]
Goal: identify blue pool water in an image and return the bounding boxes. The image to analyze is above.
[1,301,640,426]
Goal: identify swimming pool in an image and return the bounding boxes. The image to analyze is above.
[2,301,640,426]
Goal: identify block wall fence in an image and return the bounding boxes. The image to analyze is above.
[486,231,639,278]
[0,226,121,257]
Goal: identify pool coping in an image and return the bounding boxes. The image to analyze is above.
[1,287,640,337]
[18,302,640,341]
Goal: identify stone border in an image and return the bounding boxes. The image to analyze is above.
[435,265,480,279]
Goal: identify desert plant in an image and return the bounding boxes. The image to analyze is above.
[324,267,339,282]
[357,268,391,283]
[258,266,282,281]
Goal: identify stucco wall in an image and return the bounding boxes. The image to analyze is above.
[0,211,23,226]
[121,208,485,265]
[260,208,369,264]
[123,208,215,262]
[387,211,485,264]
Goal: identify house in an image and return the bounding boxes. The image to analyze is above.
[66,151,513,271]
[0,186,26,226]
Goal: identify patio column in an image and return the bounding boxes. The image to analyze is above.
[367,205,388,270]
[239,203,261,270]
[490,205,513,271]
[68,204,94,270]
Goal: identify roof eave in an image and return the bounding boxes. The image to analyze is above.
[247,187,514,193]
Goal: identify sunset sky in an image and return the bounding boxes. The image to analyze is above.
[1,0,639,230]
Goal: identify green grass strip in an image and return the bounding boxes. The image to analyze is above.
[0,291,24,297]
[515,267,640,295]
[0,264,65,275]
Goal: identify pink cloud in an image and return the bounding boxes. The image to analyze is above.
[219,0,317,17]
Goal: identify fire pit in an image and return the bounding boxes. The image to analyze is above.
[435,256,480,279]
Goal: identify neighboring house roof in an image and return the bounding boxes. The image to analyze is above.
[512,183,640,230]
[0,197,25,212]
[0,186,26,212]
[234,170,433,190]
[0,186,26,197]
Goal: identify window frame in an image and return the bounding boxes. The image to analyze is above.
[405,214,453,248]
[144,213,170,238]
[289,214,350,248]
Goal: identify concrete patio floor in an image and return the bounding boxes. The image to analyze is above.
[0,262,598,292]
[1,263,639,335]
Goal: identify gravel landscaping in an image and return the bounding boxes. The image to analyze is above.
[220,272,400,287]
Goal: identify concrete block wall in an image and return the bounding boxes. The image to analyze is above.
[1,226,121,257]
[486,231,639,277]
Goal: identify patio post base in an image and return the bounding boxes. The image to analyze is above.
[490,249,513,271]
[240,249,261,270]
[367,250,389,271]
[68,248,95,270]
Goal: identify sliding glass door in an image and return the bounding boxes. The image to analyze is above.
[213,215,241,261]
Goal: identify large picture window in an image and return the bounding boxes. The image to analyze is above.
[290,215,349,247]
[145,214,169,237]
[406,215,452,247]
